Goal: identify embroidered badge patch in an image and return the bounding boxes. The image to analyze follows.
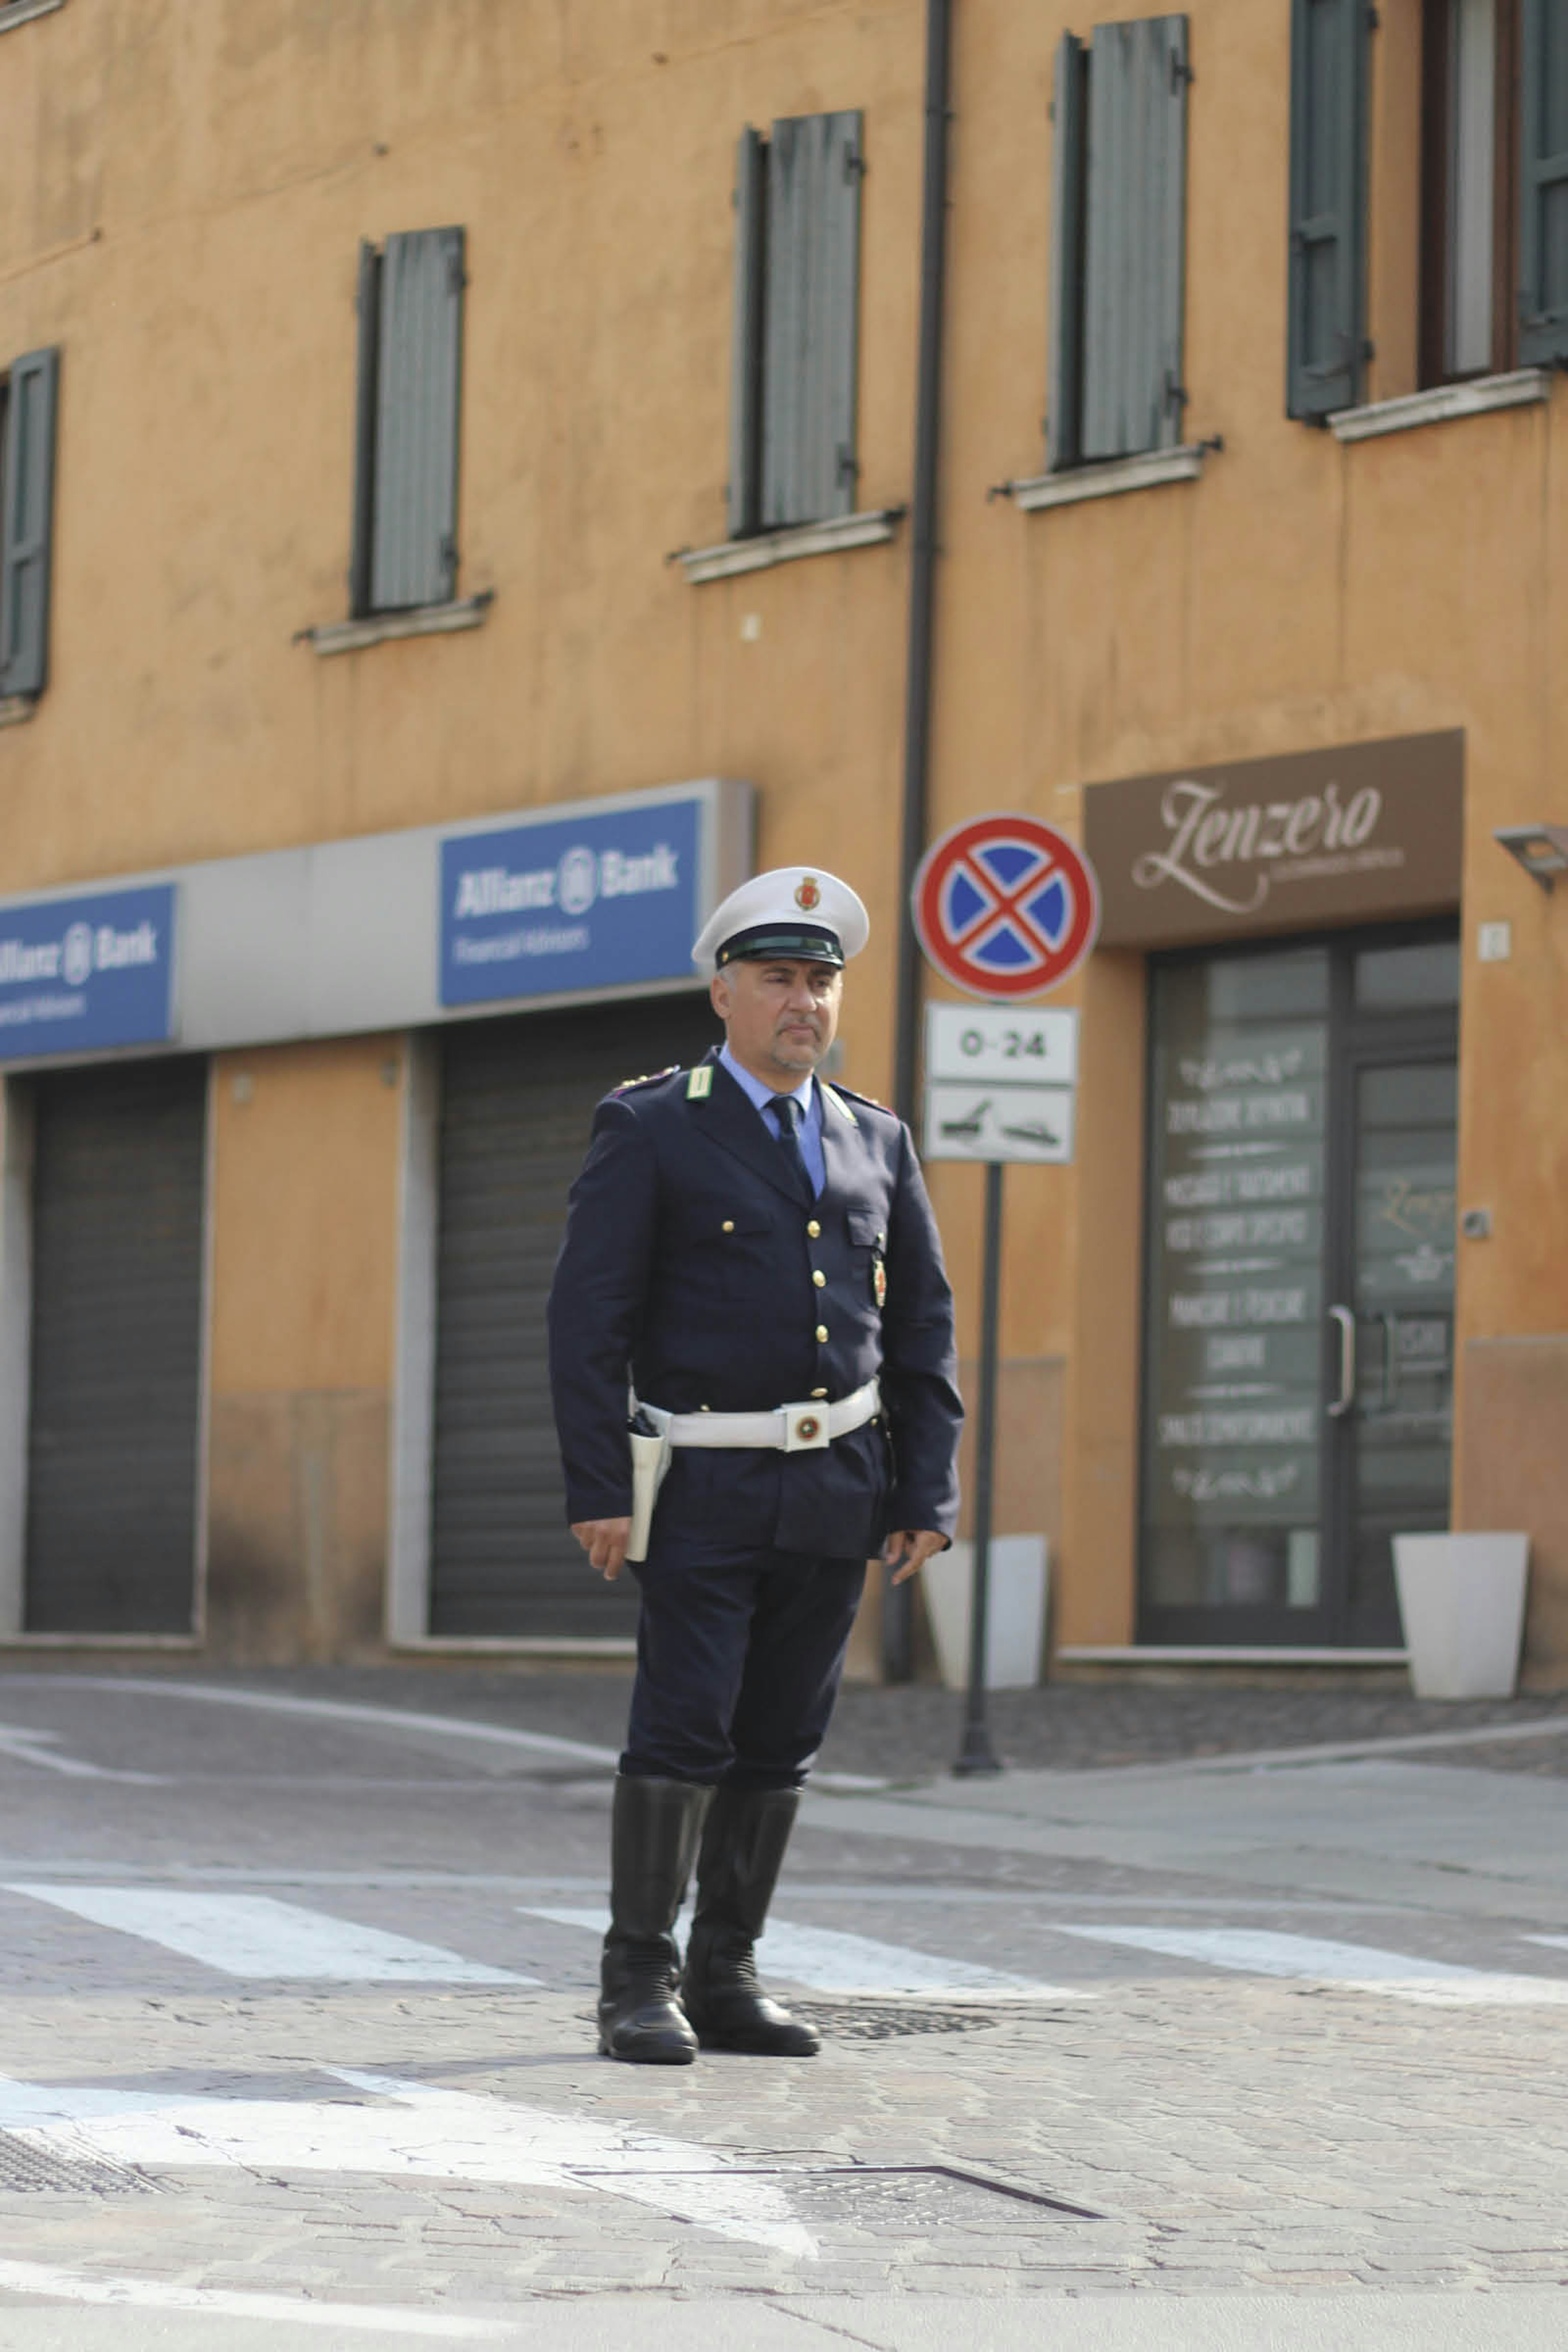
[795,876,822,911]
[873,1257,888,1310]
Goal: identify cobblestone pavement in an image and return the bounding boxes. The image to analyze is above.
[0,1669,1565,2348]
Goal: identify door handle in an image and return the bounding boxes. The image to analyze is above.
[1326,1304,1356,1419]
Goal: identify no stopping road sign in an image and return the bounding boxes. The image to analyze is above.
[911,813,1100,1000]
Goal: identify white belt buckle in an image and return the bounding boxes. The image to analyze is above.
[782,1402,831,1453]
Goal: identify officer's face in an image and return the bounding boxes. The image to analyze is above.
[711,957,842,1081]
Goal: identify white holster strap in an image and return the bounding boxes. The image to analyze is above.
[625,1426,674,1564]
[637,1377,881,1457]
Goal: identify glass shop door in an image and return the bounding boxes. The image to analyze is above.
[1138,928,1459,1647]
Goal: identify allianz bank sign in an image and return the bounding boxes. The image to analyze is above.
[0,884,174,1058]
[441,798,699,1008]
[0,783,747,1067]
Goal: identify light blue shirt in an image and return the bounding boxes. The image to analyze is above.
[719,1042,826,1196]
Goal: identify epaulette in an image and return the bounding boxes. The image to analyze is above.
[824,1080,889,1120]
[611,1065,680,1097]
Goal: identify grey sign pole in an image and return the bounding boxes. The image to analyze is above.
[953,1156,1005,1777]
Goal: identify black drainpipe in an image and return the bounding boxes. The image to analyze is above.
[884,0,953,1682]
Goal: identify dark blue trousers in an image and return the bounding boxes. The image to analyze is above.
[621,1529,867,1789]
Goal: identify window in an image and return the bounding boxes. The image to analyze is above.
[0,346,60,702]
[1286,0,1370,417]
[350,228,466,618]
[1289,0,1568,417]
[1047,19,1192,471]
[1517,0,1568,365]
[727,114,864,539]
[1420,0,1520,382]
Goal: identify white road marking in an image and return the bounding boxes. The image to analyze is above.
[1055,1924,1568,2004]
[4,1885,534,1985]
[0,1677,620,1765]
[0,2067,815,2259]
[0,2256,509,2337]
[522,1905,1085,1998]
[0,1674,882,1791]
[0,1723,164,1785]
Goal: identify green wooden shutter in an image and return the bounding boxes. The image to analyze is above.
[1519,0,1568,366]
[370,226,465,612]
[349,241,383,618]
[0,347,60,700]
[1286,0,1368,419]
[1080,18,1189,464]
[1047,33,1089,472]
[728,128,767,540]
[762,111,863,529]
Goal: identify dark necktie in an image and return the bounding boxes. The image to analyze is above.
[767,1093,814,1197]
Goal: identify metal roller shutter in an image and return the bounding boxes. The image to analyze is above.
[429,994,719,1639]
[24,1057,207,1635]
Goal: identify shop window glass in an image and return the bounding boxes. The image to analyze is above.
[1141,950,1330,1615]
[1354,939,1461,1012]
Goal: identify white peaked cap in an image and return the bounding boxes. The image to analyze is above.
[692,866,871,976]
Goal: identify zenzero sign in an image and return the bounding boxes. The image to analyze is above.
[911,813,1100,1000]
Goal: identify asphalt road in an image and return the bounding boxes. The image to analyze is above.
[0,1667,1566,2350]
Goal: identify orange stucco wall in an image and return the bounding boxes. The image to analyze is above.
[1,0,1564,1673]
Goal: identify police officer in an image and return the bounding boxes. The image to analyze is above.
[547,867,962,2065]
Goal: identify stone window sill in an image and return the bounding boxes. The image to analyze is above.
[675,508,904,585]
[0,695,38,728]
[1006,443,1210,512]
[298,591,493,657]
[0,0,65,32]
[1329,368,1550,443]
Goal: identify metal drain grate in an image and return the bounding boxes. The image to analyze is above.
[0,2132,158,2198]
[792,2002,1008,2040]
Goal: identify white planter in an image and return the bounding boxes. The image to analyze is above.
[1392,1532,1530,1701]
[922,1534,1048,1692]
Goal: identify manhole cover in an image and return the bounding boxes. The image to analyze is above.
[792,2003,1007,2040]
[0,2132,157,2198]
[576,2164,1101,2230]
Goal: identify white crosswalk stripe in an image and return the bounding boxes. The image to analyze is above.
[1054,1924,1568,2005]
[5,1885,535,1985]
[521,1905,1086,1998]
[0,2067,816,2258]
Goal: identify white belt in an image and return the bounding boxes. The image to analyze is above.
[637,1378,880,1455]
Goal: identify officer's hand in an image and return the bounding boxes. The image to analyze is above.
[571,1517,633,1581]
[883,1528,947,1586]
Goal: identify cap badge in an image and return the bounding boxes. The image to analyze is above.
[795,877,822,911]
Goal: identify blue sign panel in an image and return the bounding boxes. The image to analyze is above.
[0,883,176,1059]
[440,797,702,1008]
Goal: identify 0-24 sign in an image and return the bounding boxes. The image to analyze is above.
[923,1004,1078,1165]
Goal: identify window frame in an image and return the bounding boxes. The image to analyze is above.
[0,346,61,705]
[347,227,466,623]
[1418,0,1521,388]
[727,112,865,543]
[1047,16,1192,474]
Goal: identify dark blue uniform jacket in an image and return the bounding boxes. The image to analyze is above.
[548,1049,963,1561]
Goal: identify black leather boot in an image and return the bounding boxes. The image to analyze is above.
[682,1784,820,2057]
[598,1774,712,2065]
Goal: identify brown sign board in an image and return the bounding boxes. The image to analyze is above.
[1082,732,1463,950]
